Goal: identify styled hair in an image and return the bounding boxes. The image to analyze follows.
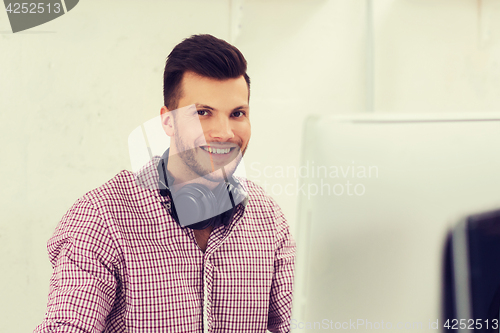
[163,34,250,110]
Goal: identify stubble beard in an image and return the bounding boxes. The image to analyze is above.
[174,132,247,182]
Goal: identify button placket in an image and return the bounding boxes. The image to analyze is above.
[203,256,214,333]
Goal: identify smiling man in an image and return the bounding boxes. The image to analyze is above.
[34,35,295,333]
[160,70,251,245]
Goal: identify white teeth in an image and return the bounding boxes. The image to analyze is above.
[201,146,231,154]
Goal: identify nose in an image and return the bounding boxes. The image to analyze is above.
[208,114,234,141]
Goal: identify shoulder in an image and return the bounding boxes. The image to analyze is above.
[236,179,294,252]
[80,157,162,214]
[239,178,278,207]
[51,169,155,243]
[47,172,139,265]
[237,178,286,225]
[81,170,146,205]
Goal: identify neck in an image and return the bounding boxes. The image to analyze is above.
[165,150,221,191]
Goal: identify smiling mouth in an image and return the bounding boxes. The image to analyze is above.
[200,146,236,155]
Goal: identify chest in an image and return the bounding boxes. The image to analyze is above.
[193,227,213,252]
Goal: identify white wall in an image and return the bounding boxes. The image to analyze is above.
[374,0,500,113]
[1,0,500,332]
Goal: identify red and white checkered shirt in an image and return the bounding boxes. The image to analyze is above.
[34,157,295,333]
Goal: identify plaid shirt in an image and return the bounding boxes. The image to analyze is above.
[34,157,295,333]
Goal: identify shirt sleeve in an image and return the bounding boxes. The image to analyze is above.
[267,202,296,333]
[34,198,121,333]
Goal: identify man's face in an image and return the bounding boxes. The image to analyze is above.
[162,71,251,183]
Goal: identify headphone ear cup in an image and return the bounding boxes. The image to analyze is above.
[172,184,217,227]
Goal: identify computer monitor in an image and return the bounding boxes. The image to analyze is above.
[444,209,500,333]
[293,114,500,332]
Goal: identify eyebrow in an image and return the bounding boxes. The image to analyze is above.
[195,103,214,110]
[195,103,249,111]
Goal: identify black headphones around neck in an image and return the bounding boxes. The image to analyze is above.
[157,149,247,230]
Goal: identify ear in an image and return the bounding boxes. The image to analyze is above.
[160,106,175,137]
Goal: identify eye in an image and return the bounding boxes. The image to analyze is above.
[232,110,246,118]
[197,109,210,116]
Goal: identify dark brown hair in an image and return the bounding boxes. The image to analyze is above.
[163,34,250,110]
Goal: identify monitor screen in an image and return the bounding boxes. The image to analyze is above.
[293,114,500,332]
